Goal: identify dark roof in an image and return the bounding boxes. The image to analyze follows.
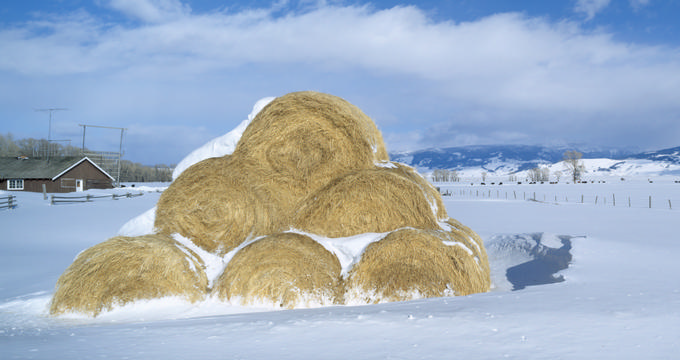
[0,157,114,180]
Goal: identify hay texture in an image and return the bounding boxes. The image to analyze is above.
[383,162,448,220]
[293,167,442,238]
[345,228,491,304]
[233,91,389,202]
[212,232,342,308]
[154,156,286,255]
[444,217,490,276]
[50,234,208,316]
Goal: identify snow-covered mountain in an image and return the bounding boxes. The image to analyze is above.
[390,144,680,179]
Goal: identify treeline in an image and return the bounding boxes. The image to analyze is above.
[0,133,81,157]
[119,160,173,183]
[1,133,174,183]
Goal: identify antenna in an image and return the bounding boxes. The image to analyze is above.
[35,108,68,161]
[79,124,127,187]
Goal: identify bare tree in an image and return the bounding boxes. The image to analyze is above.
[554,170,562,183]
[563,151,585,183]
[432,169,450,182]
[450,170,460,182]
[528,167,550,182]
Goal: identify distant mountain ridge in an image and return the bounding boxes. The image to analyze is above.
[390,145,680,173]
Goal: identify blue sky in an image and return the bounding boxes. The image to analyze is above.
[1,0,680,165]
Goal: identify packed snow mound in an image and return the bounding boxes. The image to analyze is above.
[51,91,491,316]
[171,96,275,180]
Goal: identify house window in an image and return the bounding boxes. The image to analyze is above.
[7,179,24,190]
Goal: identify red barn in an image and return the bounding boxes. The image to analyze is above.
[0,157,114,193]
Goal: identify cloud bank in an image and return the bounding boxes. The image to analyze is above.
[1,1,679,163]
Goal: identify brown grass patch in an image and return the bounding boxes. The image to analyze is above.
[345,228,490,304]
[154,156,286,255]
[50,234,208,317]
[293,167,441,238]
[212,232,342,308]
[233,91,389,202]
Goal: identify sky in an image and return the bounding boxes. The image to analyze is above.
[1,0,679,165]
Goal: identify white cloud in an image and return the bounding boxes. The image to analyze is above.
[574,0,611,21]
[630,0,651,10]
[2,2,680,157]
[107,0,191,23]
[3,4,678,114]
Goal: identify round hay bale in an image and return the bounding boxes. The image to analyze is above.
[345,228,490,304]
[292,167,441,238]
[233,91,389,202]
[212,232,342,308]
[155,156,286,255]
[384,162,448,220]
[50,234,208,316]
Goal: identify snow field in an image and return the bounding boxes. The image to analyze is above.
[1,180,679,359]
[436,179,680,211]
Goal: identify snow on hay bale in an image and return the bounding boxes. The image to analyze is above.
[293,167,442,238]
[212,232,342,308]
[154,156,287,255]
[50,234,208,316]
[233,91,389,202]
[444,217,490,276]
[345,228,491,304]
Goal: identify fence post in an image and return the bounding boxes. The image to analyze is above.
[8,195,14,209]
[613,194,616,207]
[649,196,652,209]
[628,196,631,208]
[669,199,672,210]
[581,194,584,203]
[86,194,92,202]
[42,184,47,200]
[513,191,517,200]
[595,195,598,204]
[51,194,55,205]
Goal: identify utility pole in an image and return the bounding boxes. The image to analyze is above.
[35,108,68,161]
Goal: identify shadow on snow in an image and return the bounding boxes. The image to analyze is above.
[485,233,575,291]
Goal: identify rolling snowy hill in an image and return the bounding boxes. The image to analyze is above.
[390,144,680,180]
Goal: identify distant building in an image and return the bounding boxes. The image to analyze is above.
[0,157,114,193]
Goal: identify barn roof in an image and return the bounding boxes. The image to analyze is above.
[0,157,115,181]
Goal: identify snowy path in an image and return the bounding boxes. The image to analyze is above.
[1,187,679,359]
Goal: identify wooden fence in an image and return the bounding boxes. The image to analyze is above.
[440,187,676,210]
[0,195,16,210]
[50,192,144,205]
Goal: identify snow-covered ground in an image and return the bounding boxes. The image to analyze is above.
[1,179,679,359]
[427,158,680,185]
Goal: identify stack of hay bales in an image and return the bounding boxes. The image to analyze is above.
[50,91,490,316]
